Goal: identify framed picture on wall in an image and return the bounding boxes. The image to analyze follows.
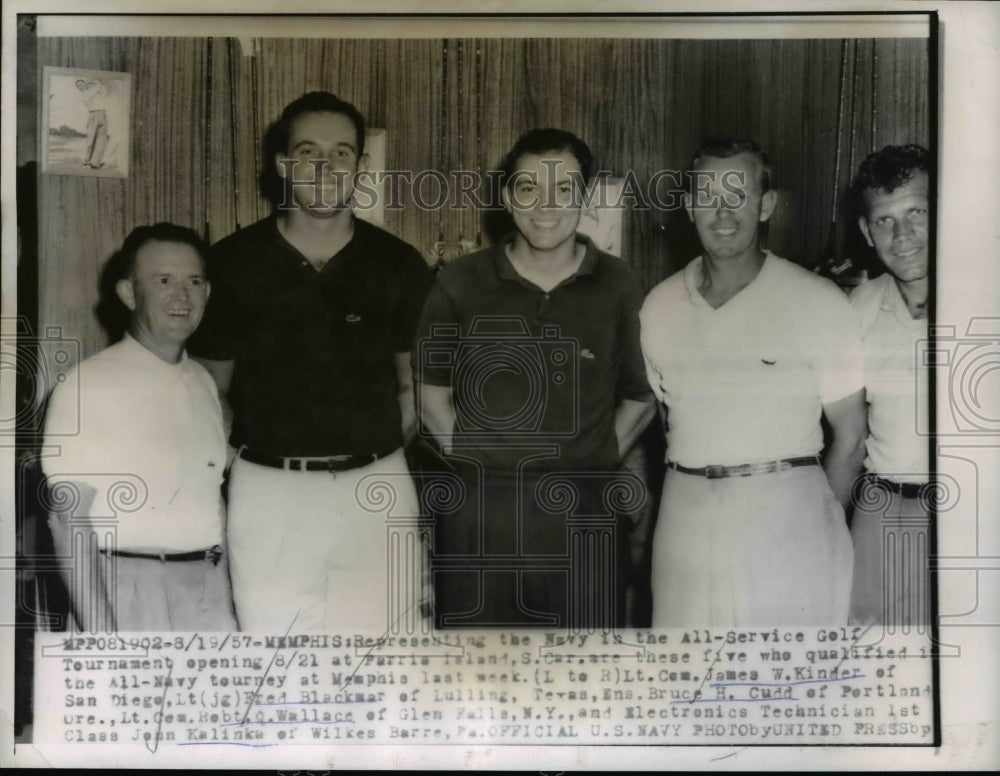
[577,177,624,257]
[40,66,131,177]
[354,127,386,226]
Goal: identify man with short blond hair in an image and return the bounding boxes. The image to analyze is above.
[640,137,866,627]
[848,143,932,628]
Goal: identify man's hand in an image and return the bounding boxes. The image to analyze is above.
[615,399,656,460]
[416,381,456,455]
[395,352,419,445]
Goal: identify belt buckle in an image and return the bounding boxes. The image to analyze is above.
[207,545,223,566]
[326,455,352,473]
[705,465,727,479]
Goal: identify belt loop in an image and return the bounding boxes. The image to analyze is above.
[158,551,166,563]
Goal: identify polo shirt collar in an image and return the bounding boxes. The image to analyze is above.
[880,272,921,326]
[682,250,775,306]
[120,332,191,370]
[268,213,362,275]
[681,255,704,303]
[492,233,601,286]
[266,214,297,256]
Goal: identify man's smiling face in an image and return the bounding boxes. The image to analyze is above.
[504,149,583,254]
[686,151,777,263]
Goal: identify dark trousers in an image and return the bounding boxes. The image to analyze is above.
[430,464,630,629]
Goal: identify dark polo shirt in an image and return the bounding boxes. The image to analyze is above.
[413,234,652,472]
[188,215,432,457]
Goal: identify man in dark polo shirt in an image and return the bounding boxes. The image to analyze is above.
[188,92,432,632]
[414,128,655,628]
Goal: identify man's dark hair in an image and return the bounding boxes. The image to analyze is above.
[853,144,931,213]
[96,223,208,341]
[275,91,367,157]
[114,222,208,281]
[499,128,593,190]
[260,92,367,207]
[688,136,771,193]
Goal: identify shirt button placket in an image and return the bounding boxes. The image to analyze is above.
[539,291,551,319]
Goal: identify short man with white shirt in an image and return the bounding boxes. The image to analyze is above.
[640,137,867,626]
[848,144,932,628]
[43,223,235,631]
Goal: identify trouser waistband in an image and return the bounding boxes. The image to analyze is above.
[238,445,396,472]
[100,545,223,565]
[667,456,820,479]
[864,473,931,500]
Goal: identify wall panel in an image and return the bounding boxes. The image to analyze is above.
[35,34,930,367]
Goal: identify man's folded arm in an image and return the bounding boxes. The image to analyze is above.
[416,381,456,455]
[822,388,868,512]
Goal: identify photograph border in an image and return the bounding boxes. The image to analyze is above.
[3,2,999,772]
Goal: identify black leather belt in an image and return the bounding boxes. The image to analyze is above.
[100,545,223,566]
[239,446,392,473]
[866,474,930,500]
[668,456,820,479]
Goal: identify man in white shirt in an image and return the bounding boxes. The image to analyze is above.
[640,137,867,626]
[848,144,932,628]
[42,223,236,631]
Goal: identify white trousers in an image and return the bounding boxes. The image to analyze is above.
[849,486,931,630]
[227,449,422,633]
[651,465,853,627]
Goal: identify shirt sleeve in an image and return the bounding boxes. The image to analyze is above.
[41,375,82,481]
[186,243,244,362]
[814,283,866,405]
[41,363,108,491]
[638,293,667,405]
[410,271,460,387]
[390,247,435,353]
[617,274,656,403]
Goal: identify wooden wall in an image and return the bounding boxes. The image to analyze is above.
[32,35,929,364]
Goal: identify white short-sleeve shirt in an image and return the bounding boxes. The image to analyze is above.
[42,334,226,552]
[640,252,864,467]
[849,272,929,483]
